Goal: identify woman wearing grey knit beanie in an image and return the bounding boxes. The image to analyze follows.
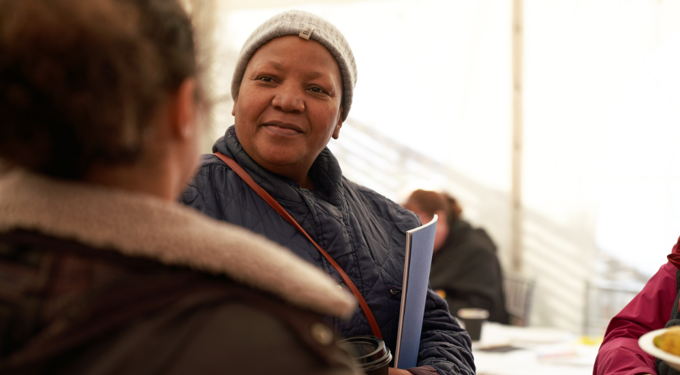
[182,10,474,375]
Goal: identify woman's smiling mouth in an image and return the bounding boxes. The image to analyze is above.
[262,121,303,136]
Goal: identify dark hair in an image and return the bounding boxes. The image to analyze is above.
[0,0,198,179]
[404,189,463,221]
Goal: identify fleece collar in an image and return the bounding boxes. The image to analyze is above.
[0,170,356,319]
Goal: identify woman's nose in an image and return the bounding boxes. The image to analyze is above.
[271,84,305,113]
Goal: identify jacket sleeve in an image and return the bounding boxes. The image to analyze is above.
[593,261,677,375]
[415,289,476,375]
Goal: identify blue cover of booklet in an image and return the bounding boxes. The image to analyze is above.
[394,214,438,369]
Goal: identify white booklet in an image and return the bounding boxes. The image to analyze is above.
[394,215,438,369]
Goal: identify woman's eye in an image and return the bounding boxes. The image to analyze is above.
[309,87,326,94]
[257,76,273,83]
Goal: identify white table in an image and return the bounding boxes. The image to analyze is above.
[471,322,599,375]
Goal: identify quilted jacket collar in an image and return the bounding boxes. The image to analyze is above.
[213,126,345,206]
[0,169,356,319]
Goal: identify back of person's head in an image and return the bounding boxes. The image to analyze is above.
[404,189,463,221]
[441,192,463,221]
[0,0,198,180]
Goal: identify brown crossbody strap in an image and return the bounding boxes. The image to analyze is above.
[214,152,382,339]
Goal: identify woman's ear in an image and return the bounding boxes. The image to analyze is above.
[173,78,198,140]
[332,106,343,139]
[231,96,238,117]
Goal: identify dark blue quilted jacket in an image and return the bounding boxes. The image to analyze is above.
[181,127,474,375]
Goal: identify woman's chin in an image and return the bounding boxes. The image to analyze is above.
[251,146,303,166]
[255,153,302,171]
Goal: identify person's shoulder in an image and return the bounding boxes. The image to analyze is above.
[340,177,403,211]
[468,227,497,251]
[659,261,678,279]
[341,177,420,225]
[452,220,496,250]
[196,153,231,171]
[185,153,238,191]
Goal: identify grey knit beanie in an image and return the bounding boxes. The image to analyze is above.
[231,10,357,121]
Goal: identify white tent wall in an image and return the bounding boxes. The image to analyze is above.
[598,30,680,283]
[522,0,680,330]
[196,0,680,333]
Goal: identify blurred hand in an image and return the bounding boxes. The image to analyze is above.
[388,368,412,375]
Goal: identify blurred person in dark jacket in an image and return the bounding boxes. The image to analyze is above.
[404,190,510,324]
[0,0,361,374]
[181,10,474,375]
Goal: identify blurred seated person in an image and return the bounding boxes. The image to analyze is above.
[180,10,474,375]
[0,0,360,373]
[404,190,510,324]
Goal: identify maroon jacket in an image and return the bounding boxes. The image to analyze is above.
[594,241,680,375]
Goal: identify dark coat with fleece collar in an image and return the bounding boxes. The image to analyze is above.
[0,171,359,375]
[181,126,475,375]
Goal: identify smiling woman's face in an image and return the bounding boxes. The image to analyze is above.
[232,35,344,189]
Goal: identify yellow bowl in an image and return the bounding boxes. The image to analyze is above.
[639,328,680,371]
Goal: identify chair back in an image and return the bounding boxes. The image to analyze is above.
[583,281,640,336]
[503,273,535,326]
